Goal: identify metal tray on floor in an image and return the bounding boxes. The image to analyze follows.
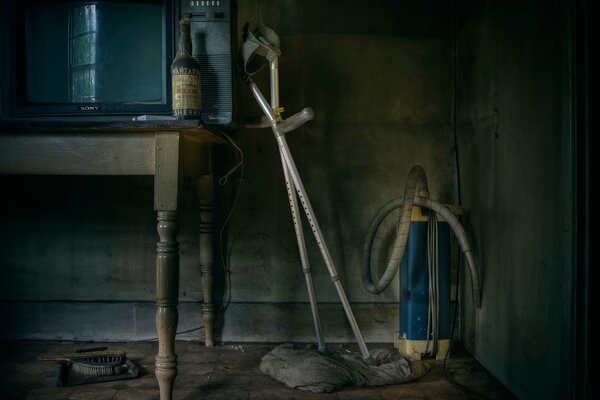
[56,357,141,387]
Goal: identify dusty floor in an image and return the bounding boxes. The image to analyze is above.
[0,341,514,400]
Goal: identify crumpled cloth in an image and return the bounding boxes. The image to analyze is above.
[259,343,429,392]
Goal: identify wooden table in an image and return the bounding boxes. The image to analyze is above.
[0,121,224,400]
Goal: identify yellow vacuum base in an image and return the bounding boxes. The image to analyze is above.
[393,332,449,361]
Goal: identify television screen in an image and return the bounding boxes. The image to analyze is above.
[25,1,165,105]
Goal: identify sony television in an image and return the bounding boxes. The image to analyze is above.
[0,0,234,125]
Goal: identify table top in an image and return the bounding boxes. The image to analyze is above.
[0,120,226,144]
[1,119,203,129]
[0,119,226,176]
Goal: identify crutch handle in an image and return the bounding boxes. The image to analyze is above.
[277,107,315,135]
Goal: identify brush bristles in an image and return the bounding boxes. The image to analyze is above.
[72,363,121,376]
[71,355,125,376]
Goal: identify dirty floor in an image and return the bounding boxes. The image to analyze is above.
[0,341,514,400]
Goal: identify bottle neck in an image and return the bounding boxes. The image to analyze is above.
[178,26,192,56]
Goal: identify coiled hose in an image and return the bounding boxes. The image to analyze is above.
[361,166,482,308]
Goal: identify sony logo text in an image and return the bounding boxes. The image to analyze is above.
[79,105,101,111]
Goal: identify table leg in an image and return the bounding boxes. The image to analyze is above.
[197,175,215,346]
[155,211,179,400]
[154,132,181,400]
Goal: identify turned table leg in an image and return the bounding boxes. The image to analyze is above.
[154,132,181,400]
[155,211,179,400]
[197,175,215,346]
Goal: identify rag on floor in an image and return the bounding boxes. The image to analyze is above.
[259,343,429,392]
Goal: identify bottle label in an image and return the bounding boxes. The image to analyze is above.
[172,73,201,118]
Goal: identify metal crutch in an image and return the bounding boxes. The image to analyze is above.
[270,58,326,353]
[241,24,370,360]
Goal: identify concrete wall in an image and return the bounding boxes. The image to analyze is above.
[0,1,458,343]
[455,0,574,398]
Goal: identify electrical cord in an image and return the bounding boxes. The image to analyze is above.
[45,324,206,343]
[218,132,244,186]
[143,132,244,342]
[216,132,245,316]
[141,325,205,342]
[441,0,489,397]
[425,209,439,357]
[147,133,244,342]
[32,134,243,346]
[442,254,490,400]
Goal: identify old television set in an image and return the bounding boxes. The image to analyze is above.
[0,0,234,125]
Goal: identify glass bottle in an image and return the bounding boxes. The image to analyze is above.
[171,19,201,119]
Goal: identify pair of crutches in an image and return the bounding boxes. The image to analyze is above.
[240,24,370,360]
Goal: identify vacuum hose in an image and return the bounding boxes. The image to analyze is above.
[361,166,482,308]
